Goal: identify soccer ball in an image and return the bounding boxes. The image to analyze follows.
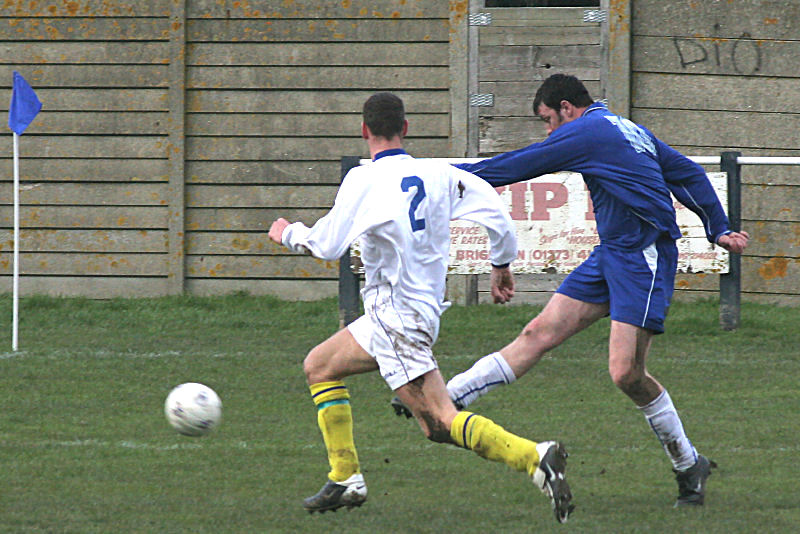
[164,382,222,437]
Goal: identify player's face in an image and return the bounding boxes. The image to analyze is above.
[536,101,582,136]
[536,103,567,136]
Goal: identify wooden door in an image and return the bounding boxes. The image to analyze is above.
[467,0,605,156]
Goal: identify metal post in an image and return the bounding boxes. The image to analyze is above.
[719,151,742,330]
[338,156,362,327]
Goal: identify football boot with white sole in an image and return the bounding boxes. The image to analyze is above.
[674,455,714,507]
[390,396,413,418]
[303,473,367,513]
[532,441,574,523]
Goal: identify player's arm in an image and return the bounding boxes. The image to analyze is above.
[653,136,745,248]
[268,218,297,248]
[453,125,586,187]
[268,174,369,260]
[450,169,518,303]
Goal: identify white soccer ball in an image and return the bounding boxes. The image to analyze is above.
[164,382,222,437]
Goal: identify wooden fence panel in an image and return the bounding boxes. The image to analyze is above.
[0,252,166,276]
[186,113,447,137]
[631,0,800,305]
[633,109,800,151]
[633,0,800,40]
[186,161,340,185]
[0,88,170,111]
[0,18,168,40]
[0,2,173,296]
[187,255,337,279]
[0,1,453,298]
[186,90,449,113]
[0,206,168,229]
[0,183,168,206]
[186,18,445,42]
[476,7,602,157]
[633,36,798,78]
[185,137,450,162]
[187,42,448,66]
[2,0,796,307]
[0,159,168,182]
[0,1,169,17]
[0,229,167,253]
[180,3,451,297]
[186,1,449,19]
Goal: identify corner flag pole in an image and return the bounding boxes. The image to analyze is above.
[12,132,20,350]
[8,71,42,351]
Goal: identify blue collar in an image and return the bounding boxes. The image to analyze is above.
[582,101,608,116]
[373,148,407,161]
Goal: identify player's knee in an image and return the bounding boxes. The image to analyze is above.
[520,317,558,350]
[609,365,643,392]
[302,354,317,382]
[303,346,329,383]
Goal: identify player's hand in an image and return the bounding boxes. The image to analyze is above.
[717,230,749,254]
[268,218,291,245]
[490,265,515,304]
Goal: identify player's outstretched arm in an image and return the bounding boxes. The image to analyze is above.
[717,230,750,254]
[490,265,515,304]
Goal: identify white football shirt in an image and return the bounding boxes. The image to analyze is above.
[282,151,517,316]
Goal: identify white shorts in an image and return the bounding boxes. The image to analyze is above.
[348,285,440,390]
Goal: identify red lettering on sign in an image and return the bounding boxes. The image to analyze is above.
[530,183,568,221]
[507,183,528,221]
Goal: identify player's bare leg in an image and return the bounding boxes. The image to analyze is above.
[609,321,712,506]
[395,369,575,523]
[302,329,377,513]
[501,294,609,376]
[607,321,662,405]
[443,294,608,409]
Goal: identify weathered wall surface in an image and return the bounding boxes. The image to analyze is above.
[631,0,800,305]
[0,0,453,299]
[180,1,452,299]
[475,6,603,155]
[1,0,797,307]
[0,1,174,297]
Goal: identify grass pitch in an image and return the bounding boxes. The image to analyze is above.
[0,294,797,533]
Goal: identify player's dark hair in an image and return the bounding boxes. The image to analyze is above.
[363,92,405,139]
[533,74,593,115]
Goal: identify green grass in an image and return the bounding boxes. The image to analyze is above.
[0,294,798,533]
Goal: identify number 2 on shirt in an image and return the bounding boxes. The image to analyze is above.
[401,176,426,232]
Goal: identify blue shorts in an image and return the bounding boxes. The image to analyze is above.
[556,237,678,333]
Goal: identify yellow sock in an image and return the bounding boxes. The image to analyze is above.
[450,411,540,476]
[309,381,359,483]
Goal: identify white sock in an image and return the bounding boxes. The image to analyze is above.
[639,389,698,471]
[446,352,516,409]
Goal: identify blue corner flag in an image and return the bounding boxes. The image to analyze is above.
[8,71,42,135]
